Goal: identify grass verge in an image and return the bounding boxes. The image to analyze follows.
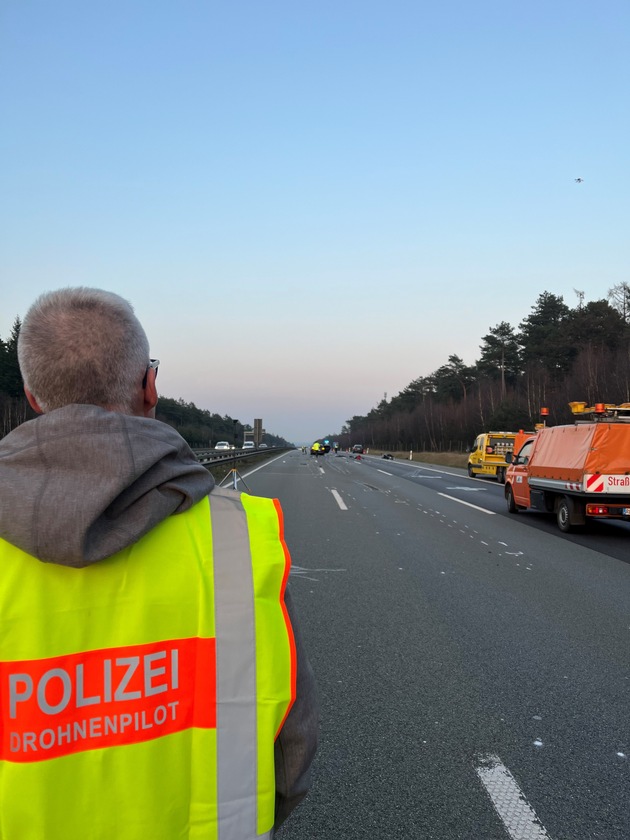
[368,450,468,469]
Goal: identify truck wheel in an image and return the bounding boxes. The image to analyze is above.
[497,467,506,484]
[557,498,572,533]
[506,486,518,514]
[467,464,474,477]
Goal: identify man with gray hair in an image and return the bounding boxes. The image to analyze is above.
[0,287,318,840]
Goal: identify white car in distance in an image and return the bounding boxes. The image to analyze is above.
[214,441,231,450]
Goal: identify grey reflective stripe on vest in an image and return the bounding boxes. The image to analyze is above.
[210,491,273,840]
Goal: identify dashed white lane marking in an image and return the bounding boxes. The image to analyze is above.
[319,467,325,475]
[476,754,553,839]
[377,469,393,476]
[330,489,348,510]
[438,493,496,515]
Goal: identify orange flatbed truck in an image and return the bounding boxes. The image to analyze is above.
[504,402,630,532]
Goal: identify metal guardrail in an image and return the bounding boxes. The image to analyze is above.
[193,446,289,467]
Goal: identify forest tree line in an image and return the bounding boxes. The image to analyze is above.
[0,320,289,448]
[329,285,630,452]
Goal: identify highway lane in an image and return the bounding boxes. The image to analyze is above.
[358,453,630,566]
[237,451,630,839]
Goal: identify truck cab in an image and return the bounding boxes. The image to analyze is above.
[504,436,536,511]
[467,432,518,483]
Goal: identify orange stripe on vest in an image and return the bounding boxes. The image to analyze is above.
[0,637,216,762]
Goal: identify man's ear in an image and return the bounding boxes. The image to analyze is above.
[24,387,44,414]
[143,370,158,418]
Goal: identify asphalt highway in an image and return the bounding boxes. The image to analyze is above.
[237,450,630,840]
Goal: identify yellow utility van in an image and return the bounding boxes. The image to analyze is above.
[467,432,518,483]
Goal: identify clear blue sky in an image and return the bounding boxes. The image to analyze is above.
[2,1,628,444]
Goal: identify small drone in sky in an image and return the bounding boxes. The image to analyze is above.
[575,177,584,183]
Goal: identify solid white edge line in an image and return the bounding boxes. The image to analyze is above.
[363,456,464,479]
[475,754,553,840]
[330,489,348,511]
[225,452,289,487]
[438,492,495,514]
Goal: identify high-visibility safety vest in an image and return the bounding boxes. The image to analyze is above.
[0,490,296,840]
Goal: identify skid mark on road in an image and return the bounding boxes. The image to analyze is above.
[415,504,531,570]
[335,481,530,570]
[291,565,347,582]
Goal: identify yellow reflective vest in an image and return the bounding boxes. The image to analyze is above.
[0,490,296,840]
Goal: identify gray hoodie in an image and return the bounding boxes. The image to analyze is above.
[0,404,317,829]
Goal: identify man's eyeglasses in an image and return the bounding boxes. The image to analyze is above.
[142,359,160,389]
